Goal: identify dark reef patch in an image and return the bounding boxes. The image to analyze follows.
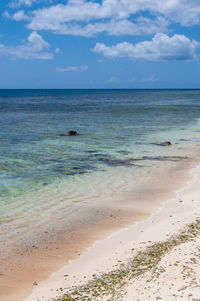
[98,157,135,167]
[135,156,190,162]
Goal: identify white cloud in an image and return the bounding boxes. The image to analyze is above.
[52,17,168,37]
[140,74,159,82]
[106,76,118,83]
[54,48,60,54]
[128,77,136,82]
[9,0,36,8]
[12,10,29,21]
[56,65,88,72]
[0,32,53,59]
[92,33,199,61]
[10,0,200,36]
[128,75,159,82]
[6,0,169,37]
[24,14,169,37]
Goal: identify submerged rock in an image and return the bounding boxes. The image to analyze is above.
[61,130,78,136]
[138,155,189,162]
[99,157,135,167]
[160,141,172,146]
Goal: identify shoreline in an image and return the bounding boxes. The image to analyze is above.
[0,144,199,301]
[1,90,200,301]
[24,160,200,301]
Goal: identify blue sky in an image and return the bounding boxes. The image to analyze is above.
[1,0,200,89]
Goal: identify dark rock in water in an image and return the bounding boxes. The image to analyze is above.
[86,150,98,154]
[92,153,110,157]
[179,139,190,142]
[160,141,172,146]
[61,130,78,136]
[117,150,133,155]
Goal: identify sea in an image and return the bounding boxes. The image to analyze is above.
[1,89,200,260]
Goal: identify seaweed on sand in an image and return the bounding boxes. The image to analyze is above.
[55,219,200,301]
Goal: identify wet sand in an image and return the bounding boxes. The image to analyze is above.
[25,161,200,301]
[0,151,199,301]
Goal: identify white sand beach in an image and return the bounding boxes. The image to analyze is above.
[24,161,200,301]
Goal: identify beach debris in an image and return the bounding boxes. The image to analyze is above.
[160,141,172,146]
[57,218,200,301]
[61,130,78,136]
[33,281,38,286]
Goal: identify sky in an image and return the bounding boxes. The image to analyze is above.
[1,0,200,89]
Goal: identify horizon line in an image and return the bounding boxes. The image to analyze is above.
[0,88,200,90]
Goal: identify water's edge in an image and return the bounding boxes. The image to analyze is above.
[24,158,200,301]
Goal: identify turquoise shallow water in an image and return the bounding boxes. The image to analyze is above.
[1,89,200,241]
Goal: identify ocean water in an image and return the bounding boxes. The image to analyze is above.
[1,89,200,243]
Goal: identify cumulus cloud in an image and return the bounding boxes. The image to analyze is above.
[128,77,136,82]
[42,17,168,37]
[5,0,169,37]
[24,10,169,36]
[56,65,88,72]
[92,33,199,61]
[54,48,60,54]
[10,0,200,36]
[12,10,29,21]
[140,74,160,82]
[0,32,53,59]
[9,0,36,8]
[106,76,118,83]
